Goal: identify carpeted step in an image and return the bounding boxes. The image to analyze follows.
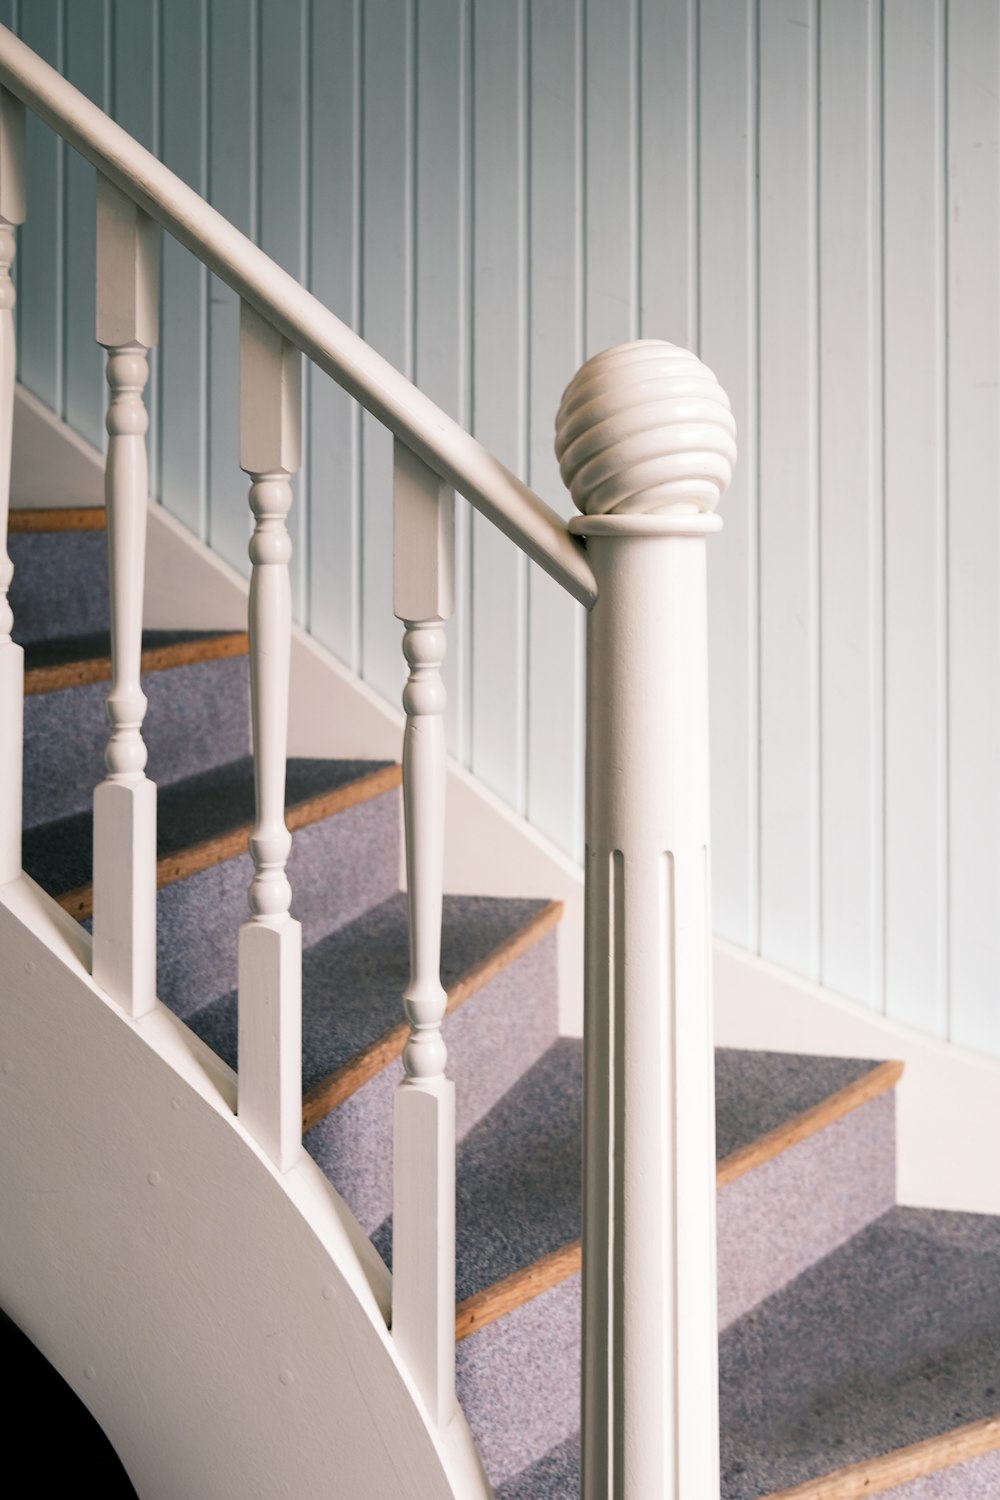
[181,892,561,1232]
[491,1209,1000,1499]
[446,1038,901,1490]
[22,633,251,828]
[9,508,109,644]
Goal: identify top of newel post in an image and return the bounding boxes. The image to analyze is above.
[554,339,736,520]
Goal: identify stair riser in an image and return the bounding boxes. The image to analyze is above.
[10,531,109,644]
[305,933,560,1236]
[154,789,401,1017]
[718,1091,897,1329]
[23,656,250,828]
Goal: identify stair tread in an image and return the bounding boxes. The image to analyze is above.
[22,755,393,901]
[185,891,552,1096]
[20,627,239,673]
[493,1207,1000,1499]
[719,1205,1000,1496]
[374,1039,891,1306]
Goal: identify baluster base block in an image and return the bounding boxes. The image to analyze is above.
[392,1076,457,1429]
[238,917,303,1173]
[92,776,157,1017]
[0,638,22,883]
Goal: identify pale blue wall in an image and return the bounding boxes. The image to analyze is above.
[6,0,1000,1062]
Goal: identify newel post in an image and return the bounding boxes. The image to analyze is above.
[555,341,736,1500]
[0,87,25,885]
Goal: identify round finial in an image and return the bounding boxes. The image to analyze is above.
[554,339,737,517]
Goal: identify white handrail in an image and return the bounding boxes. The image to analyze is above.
[0,23,596,610]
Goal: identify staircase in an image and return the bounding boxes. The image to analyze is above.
[7,497,1000,1498]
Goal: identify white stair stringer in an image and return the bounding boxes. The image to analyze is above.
[0,873,492,1500]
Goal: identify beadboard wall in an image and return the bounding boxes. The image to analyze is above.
[5,0,999,1060]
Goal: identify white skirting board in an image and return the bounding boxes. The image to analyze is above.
[13,383,1000,1217]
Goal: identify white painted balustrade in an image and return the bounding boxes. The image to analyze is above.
[237,300,303,1174]
[391,439,457,1427]
[92,175,160,1017]
[556,340,736,1500]
[0,85,23,886]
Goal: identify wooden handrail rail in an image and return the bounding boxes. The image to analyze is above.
[0,23,597,609]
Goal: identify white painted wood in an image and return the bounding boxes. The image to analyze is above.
[584,0,637,354]
[238,299,303,1174]
[638,0,696,347]
[946,0,1000,1057]
[817,0,883,1009]
[12,383,105,507]
[17,1,61,414]
[0,84,23,885]
[0,874,491,1500]
[471,0,528,815]
[63,4,106,451]
[392,439,456,1428]
[698,0,759,955]
[883,0,948,1037]
[758,0,819,981]
[559,341,734,1500]
[92,178,159,1017]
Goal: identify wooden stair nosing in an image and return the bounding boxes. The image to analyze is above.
[457,1058,907,1339]
[56,762,403,922]
[764,1412,1000,1499]
[300,897,565,1135]
[9,505,106,532]
[24,630,249,696]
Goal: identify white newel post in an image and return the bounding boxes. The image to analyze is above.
[93,175,159,1014]
[555,341,736,1500]
[391,438,457,1427]
[237,300,303,1173]
[0,87,24,886]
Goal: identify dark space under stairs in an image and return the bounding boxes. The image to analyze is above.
[4,504,1000,1499]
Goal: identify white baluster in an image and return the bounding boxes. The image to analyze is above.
[237,300,302,1173]
[0,87,24,886]
[391,438,456,1427]
[92,175,159,1015]
[555,340,736,1500]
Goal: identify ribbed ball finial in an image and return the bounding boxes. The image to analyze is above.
[554,339,737,517]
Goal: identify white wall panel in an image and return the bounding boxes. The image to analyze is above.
[817,0,884,1008]
[470,0,527,814]
[946,0,1000,1055]
[882,0,948,1038]
[11,0,1000,1060]
[699,0,759,954]
[757,0,819,979]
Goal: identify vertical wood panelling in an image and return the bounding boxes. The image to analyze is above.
[757,0,819,979]
[160,0,207,538]
[360,0,413,706]
[946,0,1000,1054]
[638,0,697,348]
[526,0,583,857]
[17,0,62,412]
[112,0,159,512]
[583,0,637,355]
[883,0,948,1037]
[207,0,256,578]
[62,0,108,452]
[699,0,759,952]
[415,0,470,759]
[817,0,884,1009]
[307,0,360,668]
[259,0,306,620]
[11,0,1000,1061]
[470,0,527,812]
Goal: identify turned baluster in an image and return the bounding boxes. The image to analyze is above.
[391,438,456,1427]
[0,87,24,885]
[237,299,302,1173]
[555,340,736,1500]
[92,175,159,1014]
